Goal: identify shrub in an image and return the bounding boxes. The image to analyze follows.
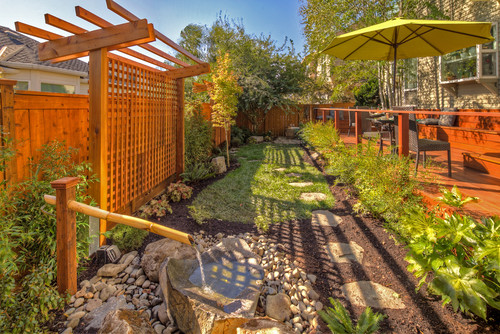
[138,194,172,218]
[185,100,213,167]
[107,224,148,252]
[0,140,95,333]
[231,125,250,147]
[318,297,385,334]
[181,162,215,183]
[166,181,193,202]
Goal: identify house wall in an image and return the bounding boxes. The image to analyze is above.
[415,0,500,109]
[2,67,88,94]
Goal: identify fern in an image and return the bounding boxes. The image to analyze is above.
[318,297,385,334]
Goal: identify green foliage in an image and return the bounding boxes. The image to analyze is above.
[167,181,193,202]
[403,206,500,319]
[0,140,95,332]
[185,100,213,168]
[437,185,479,209]
[300,121,421,223]
[354,77,380,107]
[231,125,252,147]
[108,224,148,253]
[318,297,386,334]
[178,15,307,128]
[138,194,172,219]
[181,162,215,183]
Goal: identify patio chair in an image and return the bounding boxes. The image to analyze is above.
[393,106,452,177]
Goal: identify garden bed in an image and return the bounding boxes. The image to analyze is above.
[63,143,499,334]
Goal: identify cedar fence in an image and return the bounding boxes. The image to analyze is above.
[235,103,354,136]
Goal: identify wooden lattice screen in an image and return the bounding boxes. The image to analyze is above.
[106,56,178,213]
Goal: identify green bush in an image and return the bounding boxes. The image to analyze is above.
[185,101,213,167]
[0,140,95,333]
[108,224,148,252]
[231,125,252,147]
[181,162,215,183]
[318,297,385,334]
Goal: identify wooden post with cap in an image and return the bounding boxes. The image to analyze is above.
[51,176,80,295]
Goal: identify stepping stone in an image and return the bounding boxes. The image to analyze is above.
[299,192,326,201]
[310,152,320,160]
[324,241,364,263]
[286,173,302,178]
[288,182,313,187]
[341,281,405,309]
[312,210,342,227]
[274,168,286,172]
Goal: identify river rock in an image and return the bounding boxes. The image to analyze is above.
[86,298,103,312]
[266,293,292,322]
[97,263,128,278]
[119,251,138,266]
[141,238,197,283]
[99,285,117,302]
[234,318,295,333]
[98,309,154,334]
[84,295,135,332]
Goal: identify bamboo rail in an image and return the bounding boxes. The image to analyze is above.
[45,176,194,295]
[44,194,194,246]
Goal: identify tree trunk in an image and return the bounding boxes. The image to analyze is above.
[225,126,230,168]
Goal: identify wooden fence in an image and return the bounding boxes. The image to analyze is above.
[201,102,230,147]
[0,64,183,217]
[235,103,354,136]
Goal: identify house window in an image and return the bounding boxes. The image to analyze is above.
[41,83,75,94]
[440,22,498,82]
[14,81,29,90]
[404,58,417,90]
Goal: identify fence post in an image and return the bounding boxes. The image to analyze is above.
[51,176,80,295]
[398,113,409,157]
[0,79,18,185]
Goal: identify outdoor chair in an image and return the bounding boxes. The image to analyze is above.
[393,106,452,177]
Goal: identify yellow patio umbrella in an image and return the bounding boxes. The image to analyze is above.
[322,17,494,97]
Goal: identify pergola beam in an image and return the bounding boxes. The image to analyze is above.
[45,13,175,70]
[165,62,211,79]
[106,0,203,64]
[38,19,155,62]
[76,6,189,68]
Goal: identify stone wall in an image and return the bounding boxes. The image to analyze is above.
[414,0,500,109]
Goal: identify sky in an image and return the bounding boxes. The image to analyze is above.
[0,0,306,63]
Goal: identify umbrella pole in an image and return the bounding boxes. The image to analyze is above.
[392,45,397,106]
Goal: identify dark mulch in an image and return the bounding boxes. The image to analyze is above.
[66,147,500,334]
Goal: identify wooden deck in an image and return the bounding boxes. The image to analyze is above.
[340,134,500,218]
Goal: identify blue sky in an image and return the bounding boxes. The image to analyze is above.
[0,0,305,61]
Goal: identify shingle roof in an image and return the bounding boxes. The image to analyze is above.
[0,25,89,74]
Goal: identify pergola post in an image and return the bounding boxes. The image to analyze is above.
[88,48,109,246]
[176,78,185,178]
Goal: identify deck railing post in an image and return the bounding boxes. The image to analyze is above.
[355,110,362,145]
[334,110,340,131]
[322,109,326,123]
[51,176,80,295]
[398,113,409,157]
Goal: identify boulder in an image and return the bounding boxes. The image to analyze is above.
[84,295,135,332]
[160,238,263,334]
[141,238,197,282]
[249,136,264,143]
[98,309,154,334]
[265,293,292,322]
[97,264,128,278]
[211,156,227,174]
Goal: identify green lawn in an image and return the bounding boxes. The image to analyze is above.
[189,143,335,230]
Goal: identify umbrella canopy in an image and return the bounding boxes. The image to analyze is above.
[321,17,494,98]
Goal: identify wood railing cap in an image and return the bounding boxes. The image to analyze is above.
[0,79,18,86]
[50,177,81,189]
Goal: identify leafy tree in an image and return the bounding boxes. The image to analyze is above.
[178,15,307,130]
[354,76,380,107]
[207,52,242,167]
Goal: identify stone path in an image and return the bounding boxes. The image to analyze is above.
[299,193,327,201]
[288,182,314,187]
[311,210,341,227]
[324,241,364,264]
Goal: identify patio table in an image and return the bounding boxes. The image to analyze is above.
[367,116,396,153]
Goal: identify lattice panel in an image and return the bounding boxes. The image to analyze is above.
[107,57,178,213]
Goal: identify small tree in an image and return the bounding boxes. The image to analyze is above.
[208,52,242,167]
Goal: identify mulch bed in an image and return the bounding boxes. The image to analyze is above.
[70,146,500,334]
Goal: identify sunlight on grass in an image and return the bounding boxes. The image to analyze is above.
[189,143,335,230]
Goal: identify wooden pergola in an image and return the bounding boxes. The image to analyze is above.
[15,0,210,245]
